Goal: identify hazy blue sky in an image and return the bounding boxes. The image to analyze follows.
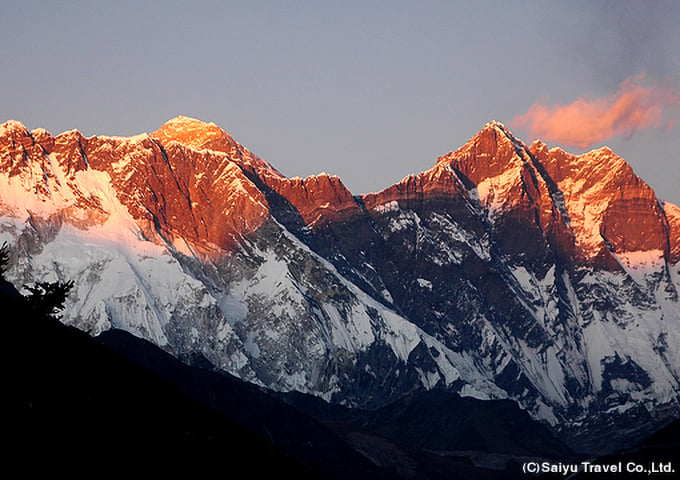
[3,1,679,203]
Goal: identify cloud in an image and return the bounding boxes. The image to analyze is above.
[511,75,679,149]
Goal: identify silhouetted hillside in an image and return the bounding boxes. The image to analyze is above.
[2,278,326,477]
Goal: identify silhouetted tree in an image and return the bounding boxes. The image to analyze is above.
[24,280,74,320]
[0,242,23,308]
[0,241,9,281]
[0,243,74,320]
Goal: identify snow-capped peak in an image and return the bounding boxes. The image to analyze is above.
[152,115,230,150]
[0,119,30,135]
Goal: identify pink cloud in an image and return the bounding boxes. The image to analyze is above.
[511,75,679,149]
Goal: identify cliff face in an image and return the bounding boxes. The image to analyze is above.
[529,141,672,268]
[0,117,272,254]
[664,202,680,264]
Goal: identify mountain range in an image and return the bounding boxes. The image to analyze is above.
[2,115,680,464]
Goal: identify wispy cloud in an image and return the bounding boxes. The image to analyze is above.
[511,74,678,149]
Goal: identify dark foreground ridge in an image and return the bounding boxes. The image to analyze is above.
[1,276,325,477]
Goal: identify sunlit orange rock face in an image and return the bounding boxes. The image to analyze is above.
[0,121,51,177]
[364,121,677,269]
[30,128,55,153]
[665,203,680,265]
[362,123,522,214]
[441,122,526,185]
[259,172,361,227]
[147,120,276,252]
[433,122,576,261]
[0,118,272,255]
[0,116,364,255]
[153,116,362,233]
[448,123,564,208]
[529,142,671,266]
[82,130,271,254]
[1,116,679,268]
[152,115,279,177]
[52,130,90,174]
[362,161,466,212]
[0,126,101,230]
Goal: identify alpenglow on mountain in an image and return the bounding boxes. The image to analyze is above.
[2,116,679,453]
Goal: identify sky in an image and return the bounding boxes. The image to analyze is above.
[2,1,679,204]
